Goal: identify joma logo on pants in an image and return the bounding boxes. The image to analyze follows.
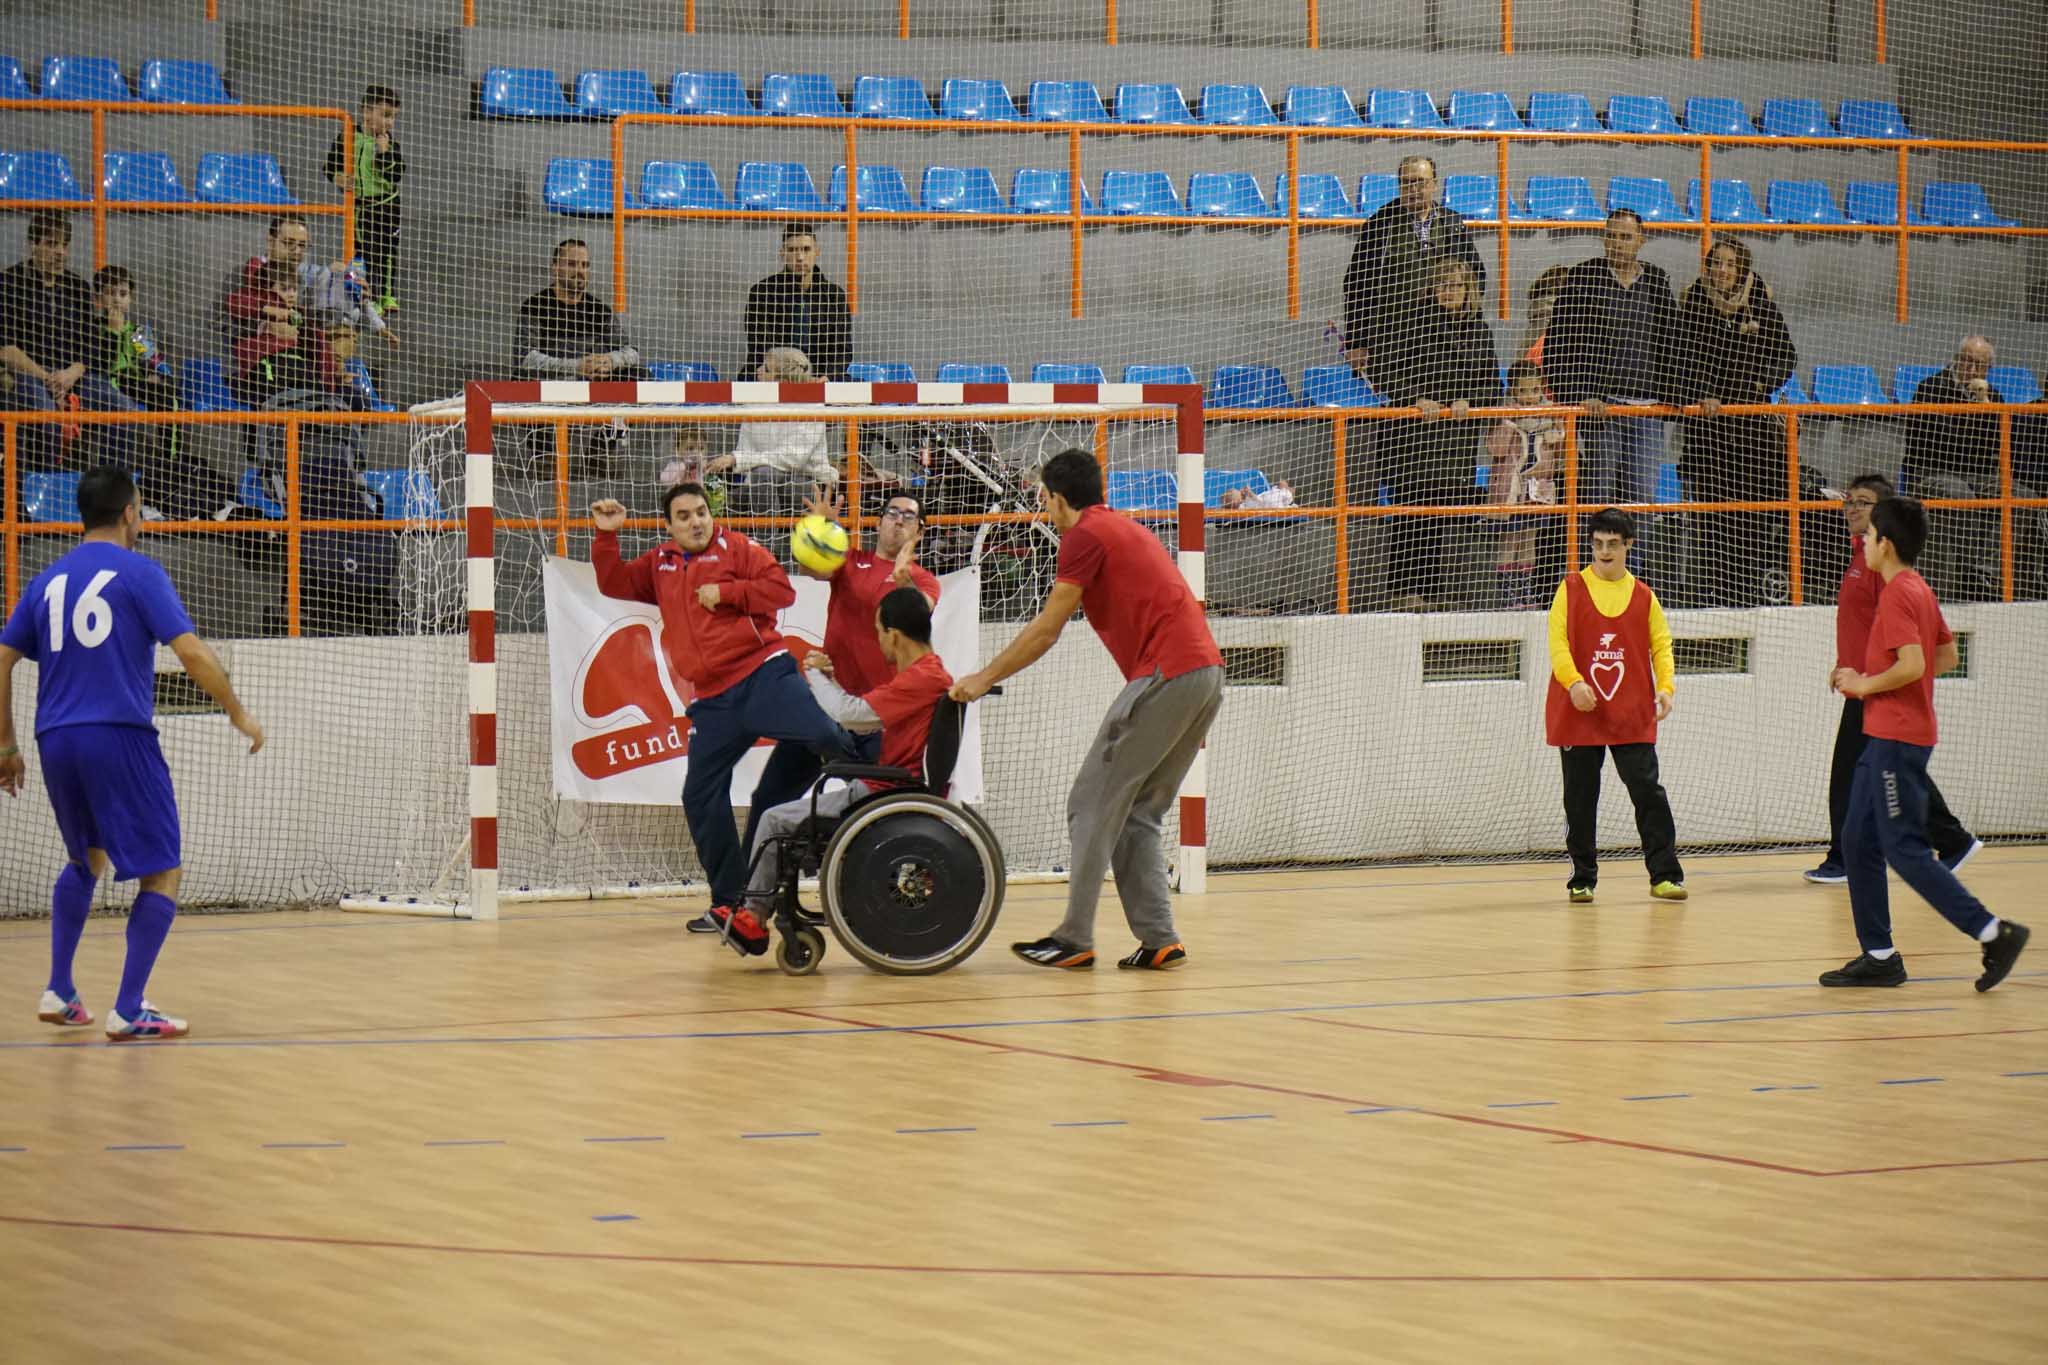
[1883,768,1901,820]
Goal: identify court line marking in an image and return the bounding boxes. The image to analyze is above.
[1487,1101,1558,1109]
[739,1131,820,1140]
[1622,1094,1691,1102]
[591,1214,638,1223]
[1669,1007,1956,1025]
[583,1135,664,1144]
[1050,1120,1127,1128]
[1879,1078,1944,1086]
[103,1144,182,1152]
[423,1139,505,1147]
[4,1214,2043,1284]
[896,1126,977,1135]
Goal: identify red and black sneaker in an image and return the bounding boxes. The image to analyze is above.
[705,904,771,957]
[1011,937,1095,969]
[1117,943,1187,971]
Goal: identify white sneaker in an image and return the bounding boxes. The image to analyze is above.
[105,1006,189,1041]
[37,989,93,1026]
[1942,838,1985,874]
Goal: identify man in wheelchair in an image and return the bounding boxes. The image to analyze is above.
[722,586,955,959]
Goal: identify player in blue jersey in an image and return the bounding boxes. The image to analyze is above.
[0,466,263,1040]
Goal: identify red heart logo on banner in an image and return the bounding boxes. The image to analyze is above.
[1589,659,1625,702]
[583,621,688,724]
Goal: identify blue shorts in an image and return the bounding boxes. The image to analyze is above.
[39,724,182,879]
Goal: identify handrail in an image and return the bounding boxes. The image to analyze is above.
[606,110,2048,326]
[0,99,358,267]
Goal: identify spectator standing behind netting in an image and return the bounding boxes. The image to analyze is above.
[237,215,396,348]
[1903,336,2041,600]
[1486,361,1562,609]
[1543,209,1683,508]
[1340,155,1487,394]
[1677,238,1798,605]
[324,84,405,314]
[89,266,234,522]
[1377,257,1498,611]
[0,213,139,470]
[743,223,851,381]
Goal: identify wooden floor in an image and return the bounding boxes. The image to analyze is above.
[2,851,2045,1363]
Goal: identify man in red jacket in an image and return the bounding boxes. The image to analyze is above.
[590,484,857,953]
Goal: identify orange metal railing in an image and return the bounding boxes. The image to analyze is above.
[6,404,2042,628]
[607,112,2048,328]
[0,100,357,268]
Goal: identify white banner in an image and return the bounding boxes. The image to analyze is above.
[544,557,983,807]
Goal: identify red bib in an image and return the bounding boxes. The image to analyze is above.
[1546,573,1657,746]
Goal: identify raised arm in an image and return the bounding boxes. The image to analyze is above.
[588,499,657,603]
[167,634,264,753]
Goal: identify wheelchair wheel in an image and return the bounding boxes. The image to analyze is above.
[819,791,1005,975]
[775,926,826,977]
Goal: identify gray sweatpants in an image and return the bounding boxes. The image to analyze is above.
[1054,665,1225,950]
[745,782,868,906]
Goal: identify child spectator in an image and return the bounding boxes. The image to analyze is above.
[228,261,338,404]
[1485,361,1562,608]
[660,425,726,515]
[90,266,236,522]
[325,85,404,314]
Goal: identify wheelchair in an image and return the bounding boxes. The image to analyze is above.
[736,691,1005,977]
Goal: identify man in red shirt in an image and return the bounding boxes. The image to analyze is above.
[589,484,858,953]
[952,449,1224,971]
[740,587,954,913]
[1822,497,2028,990]
[1806,475,1977,884]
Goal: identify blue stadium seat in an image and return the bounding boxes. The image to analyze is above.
[1844,181,1931,226]
[1767,179,1850,225]
[1029,79,1110,122]
[0,57,31,102]
[1283,85,1363,127]
[194,153,296,205]
[1812,365,1890,407]
[1654,464,1684,504]
[853,75,937,120]
[1367,88,1444,129]
[760,72,845,117]
[1519,175,1603,221]
[544,158,635,215]
[1891,364,1942,404]
[479,67,575,119]
[1448,90,1524,131]
[1098,169,1183,217]
[1771,374,1811,405]
[827,163,915,213]
[1837,99,1918,141]
[574,69,665,117]
[1123,364,1195,386]
[640,160,730,209]
[847,362,916,383]
[1185,171,1275,218]
[918,165,1003,214]
[647,361,719,382]
[939,77,1021,122]
[22,471,83,523]
[41,56,134,103]
[361,468,441,520]
[1606,176,1693,222]
[1033,363,1105,384]
[1303,365,1383,408]
[1009,168,1092,214]
[1115,82,1195,125]
[103,151,189,202]
[1687,178,1774,223]
[1989,366,2044,405]
[1761,98,1840,139]
[180,357,243,413]
[1105,469,1178,511]
[237,467,285,519]
[1683,97,1752,136]
[139,59,234,105]
[1198,83,1277,126]
[669,70,753,116]
[1528,91,1601,133]
[935,363,1011,384]
[1604,95,1681,134]
[1442,173,1511,221]
[1273,172,1354,219]
[1208,365,1295,409]
[1355,173,1399,218]
[0,152,88,201]
[1921,181,2018,228]
[735,161,827,213]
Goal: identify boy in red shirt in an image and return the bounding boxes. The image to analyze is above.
[952,448,1224,971]
[739,588,954,922]
[1822,497,2028,989]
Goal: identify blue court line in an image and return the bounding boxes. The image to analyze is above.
[741,1131,820,1140]
[260,1142,345,1150]
[0,1146,25,1152]
[1201,1113,1275,1122]
[104,1143,183,1151]
[1347,1107,1411,1115]
[584,1135,664,1144]
[592,1214,639,1223]
[1879,1077,1944,1086]
[1622,1093,1691,1102]
[896,1126,977,1134]
[2005,1070,2048,1078]
[1051,1120,1128,1128]
[424,1139,506,1147]
[1670,1007,1956,1026]
[1752,1085,1821,1092]
[1486,1101,1558,1109]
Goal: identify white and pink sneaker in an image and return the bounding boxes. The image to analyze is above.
[37,990,94,1027]
[105,1007,188,1041]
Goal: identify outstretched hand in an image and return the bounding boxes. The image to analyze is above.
[590,498,628,532]
[891,528,922,586]
[803,487,846,523]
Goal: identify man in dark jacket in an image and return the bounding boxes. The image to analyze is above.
[0,213,139,469]
[1905,336,2044,599]
[1340,155,1487,396]
[743,223,851,380]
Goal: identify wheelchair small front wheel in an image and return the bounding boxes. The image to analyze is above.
[775,926,826,976]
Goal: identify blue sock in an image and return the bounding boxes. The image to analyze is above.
[46,862,96,999]
[114,892,177,1020]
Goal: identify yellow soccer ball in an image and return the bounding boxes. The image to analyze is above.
[792,514,850,576]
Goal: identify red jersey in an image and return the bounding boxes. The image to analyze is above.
[1545,573,1658,746]
[823,550,941,697]
[863,651,955,789]
[1055,504,1222,682]
[1861,569,1950,747]
[592,526,793,699]
[1835,535,1882,671]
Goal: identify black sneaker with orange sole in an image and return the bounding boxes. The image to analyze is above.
[1012,937,1094,969]
[1117,943,1187,971]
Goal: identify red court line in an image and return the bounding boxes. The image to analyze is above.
[2,1214,2041,1284]
[1301,1015,2048,1048]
